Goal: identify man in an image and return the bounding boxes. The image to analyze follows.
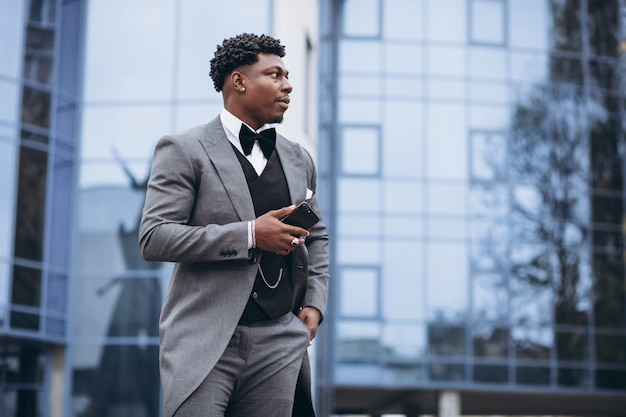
[139,33,330,417]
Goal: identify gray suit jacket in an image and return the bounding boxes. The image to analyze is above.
[139,116,329,417]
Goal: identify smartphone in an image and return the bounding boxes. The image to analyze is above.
[281,201,320,230]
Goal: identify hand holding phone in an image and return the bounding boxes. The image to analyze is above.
[280,201,320,230]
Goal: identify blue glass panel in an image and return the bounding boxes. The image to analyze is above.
[0,81,20,124]
[383,215,423,238]
[339,40,382,73]
[509,0,548,50]
[383,181,422,214]
[340,74,382,96]
[72,277,161,339]
[10,310,40,331]
[516,366,550,385]
[426,0,466,43]
[469,47,507,80]
[0,0,26,78]
[84,0,175,101]
[337,178,381,213]
[338,214,381,237]
[336,320,381,362]
[337,238,380,265]
[513,325,552,360]
[11,265,42,308]
[556,331,588,362]
[339,98,381,124]
[382,362,425,385]
[71,344,160,416]
[426,242,468,321]
[427,46,465,77]
[596,369,626,390]
[0,261,9,325]
[472,272,508,322]
[45,316,65,337]
[382,323,425,360]
[56,0,82,95]
[54,96,77,141]
[0,140,16,260]
[82,105,170,160]
[429,362,465,381]
[343,0,379,37]
[341,127,379,175]
[46,272,67,314]
[339,267,378,317]
[384,44,423,75]
[49,149,74,268]
[383,0,423,40]
[14,145,48,261]
[474,364,508,383]
[427,182,467,216]
[21,87,51,129]
[428,324,465,357]
[473,326,508,358]
[382,241,424,320]
[426,103,467,180]
[558,367,590,388]
[595,334,626,364]
[470,0,505,45]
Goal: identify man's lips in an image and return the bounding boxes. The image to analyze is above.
[277,97,290,109]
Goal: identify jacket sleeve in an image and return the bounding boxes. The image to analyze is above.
[299,146,331,319]
[139,134,251,264]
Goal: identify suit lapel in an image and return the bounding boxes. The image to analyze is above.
[197,117,307,220]
[275,134,307,204]
[198,117,256,221]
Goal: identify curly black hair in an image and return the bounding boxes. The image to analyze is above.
[209,33,286,92]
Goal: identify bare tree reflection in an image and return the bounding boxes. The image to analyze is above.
[473,0,625,388]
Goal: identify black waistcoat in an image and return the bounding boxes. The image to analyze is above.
[234,148,294,324]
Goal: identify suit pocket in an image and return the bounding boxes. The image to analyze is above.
[292,313,312,339]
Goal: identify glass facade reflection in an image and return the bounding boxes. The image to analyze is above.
[1,0,83,415]
[318,0,626,415]
[2,0,626,415]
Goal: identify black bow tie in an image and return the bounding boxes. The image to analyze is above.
[239,125,276,159]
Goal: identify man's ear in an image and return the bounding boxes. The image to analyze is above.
[230,71,245,92]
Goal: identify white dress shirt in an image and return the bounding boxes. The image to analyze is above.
[220,108,275,176]
[220,109,277,249]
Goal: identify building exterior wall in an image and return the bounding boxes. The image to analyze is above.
[317,0,626,415]
[2,0,626,416]
[0,0,84,415]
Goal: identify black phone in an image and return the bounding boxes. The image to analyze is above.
[281,201,320,230]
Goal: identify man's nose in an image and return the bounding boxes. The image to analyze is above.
[282,79,293,92]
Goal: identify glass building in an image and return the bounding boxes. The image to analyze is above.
[1,0,626,416]
[316,0,626,415]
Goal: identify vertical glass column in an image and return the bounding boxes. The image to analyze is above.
[12,0,58,333]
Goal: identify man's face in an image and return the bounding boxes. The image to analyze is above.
[238,53,292,129]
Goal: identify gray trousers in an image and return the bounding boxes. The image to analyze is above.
[174,312,311,417]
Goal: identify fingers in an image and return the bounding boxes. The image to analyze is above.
[276,235,304,254]
[273,204,296,219]
[255,207,309,253]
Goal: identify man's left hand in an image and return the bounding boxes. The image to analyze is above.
[298,307,321,341]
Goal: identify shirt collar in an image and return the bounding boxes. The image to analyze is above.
[220,108,272,138]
